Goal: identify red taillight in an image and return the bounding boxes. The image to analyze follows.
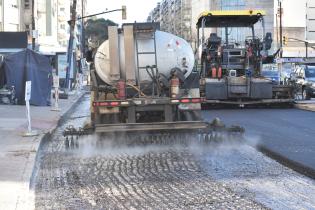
[93,101,121,107]
[181,99,190,103]
[191,98,201,103]
[99,102,109,106]
[110,101,120,106]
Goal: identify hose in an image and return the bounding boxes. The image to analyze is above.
[126,83,147,97]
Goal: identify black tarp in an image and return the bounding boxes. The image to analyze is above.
[0,32,28,48]
[0,55,5,88]
[1,49,52,106]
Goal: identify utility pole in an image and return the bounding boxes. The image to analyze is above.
[31,0,35,50]
[279,0,283,57]
[65,0,77,90]
[81,0,85,59]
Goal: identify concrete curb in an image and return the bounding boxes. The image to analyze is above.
[294,103,315,112]
[29,92,87,190]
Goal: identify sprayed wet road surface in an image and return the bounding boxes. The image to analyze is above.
[34,95,315,209]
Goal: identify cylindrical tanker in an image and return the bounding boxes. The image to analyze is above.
[94,30,195,86]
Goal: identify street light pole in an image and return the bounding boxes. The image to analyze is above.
[285,37,311,58]
[81,0,85,59]
[65,0,77,90]
[76,8,126,21]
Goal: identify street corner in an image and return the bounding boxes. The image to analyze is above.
[294,99,315,112]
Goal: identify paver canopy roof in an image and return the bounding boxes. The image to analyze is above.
[196,10,265,28]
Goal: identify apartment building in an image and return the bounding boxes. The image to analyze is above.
[148,0,192,42]
[150,0,314,56]
[148,2,161,22]
[75,0,87,57]
[57,0,70,48]
[0,0,21,31]
[0,0,87,54]
[306,0,315,41]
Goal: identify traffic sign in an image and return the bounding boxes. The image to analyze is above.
[53,75,59,88]
[23,81,38,137]
[25,81,31,101]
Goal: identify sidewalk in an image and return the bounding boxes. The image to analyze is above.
[0,91,85,210]
[294,99,315,112]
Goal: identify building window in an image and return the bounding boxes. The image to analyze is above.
[25,0,30,9]
[0,0,2,25]
[11,0,18,8]
[60,7,65,12]
[221,0,245,10]
[60,24,65,29]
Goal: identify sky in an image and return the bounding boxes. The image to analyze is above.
[86,0,160,24]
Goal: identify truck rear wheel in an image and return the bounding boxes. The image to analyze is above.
[179,110,202,121]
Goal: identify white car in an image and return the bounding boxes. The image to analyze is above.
[290,65,315,100]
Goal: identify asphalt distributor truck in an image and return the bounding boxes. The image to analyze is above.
[63,23,243,147]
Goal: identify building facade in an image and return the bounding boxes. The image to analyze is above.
[0,0,87,54]
[306,0,315,41]
[149,0,314,56]
[191,0,274,48]
[75,0,87,57]
[148,0,192,43]
[57,0,70,48]
[0,0,21,31]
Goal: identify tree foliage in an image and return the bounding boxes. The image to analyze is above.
[85,18,117,48]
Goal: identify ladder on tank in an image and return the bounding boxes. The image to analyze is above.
[134,24,159,97]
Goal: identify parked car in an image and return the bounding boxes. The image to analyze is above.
[262,64,280,85]
[281,63,294,85]
[290,64,315,100]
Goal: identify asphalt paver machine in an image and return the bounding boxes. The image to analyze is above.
[196,10,293,106]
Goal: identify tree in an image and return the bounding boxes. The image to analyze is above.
[85,18,117,49]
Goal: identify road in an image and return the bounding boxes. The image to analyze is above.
[202,108,315,175]
[33,96,315,209]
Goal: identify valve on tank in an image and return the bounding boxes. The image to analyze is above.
[170,67,186,98]
[116,80,126,100]
[170,76,179,98]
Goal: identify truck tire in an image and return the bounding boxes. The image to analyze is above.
[180,110,202,121]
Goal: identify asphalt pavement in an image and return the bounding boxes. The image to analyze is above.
[202,108,315,177]
[294,98,315,112]
[35,95,315,210]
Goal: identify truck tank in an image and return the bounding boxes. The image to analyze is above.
[94,30,195,86]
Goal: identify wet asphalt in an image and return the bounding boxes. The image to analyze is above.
[202,108,315,176]
[34,96,315,209]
